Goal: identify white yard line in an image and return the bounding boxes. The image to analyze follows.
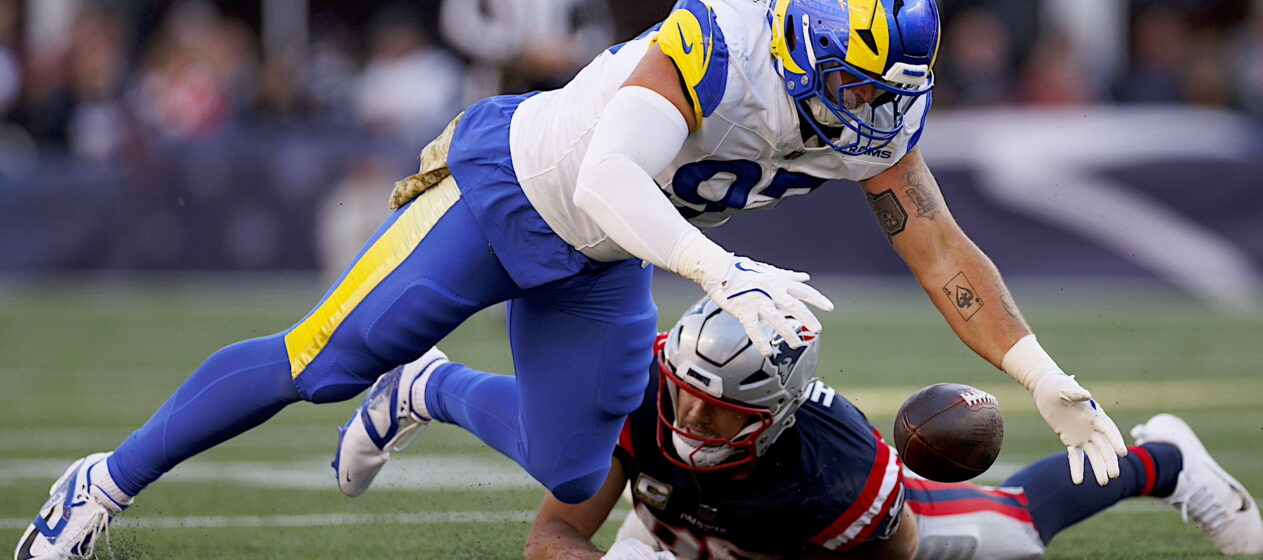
[1,378,1258,453]
[0,502,1170,532]
[0,458,1025,490]
[0,456,537,491]
[0,510,541,530]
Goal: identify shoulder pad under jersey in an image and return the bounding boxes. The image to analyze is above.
[651,0,730,127]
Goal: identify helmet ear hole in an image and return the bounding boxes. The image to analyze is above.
[739,370,771,385]
[784,16,797,50]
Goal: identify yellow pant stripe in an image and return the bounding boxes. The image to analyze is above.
[285,178,462,379]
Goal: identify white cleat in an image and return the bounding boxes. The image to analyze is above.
[14,453,131,560]
[1132,413,1263,555]
[333,348,448,497]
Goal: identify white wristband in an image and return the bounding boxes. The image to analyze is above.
[1001,334,1063,392]
[667,232,732,288]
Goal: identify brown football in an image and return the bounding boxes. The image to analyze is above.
[893,383,1004,482]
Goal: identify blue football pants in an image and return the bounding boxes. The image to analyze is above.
[109,184,657,504]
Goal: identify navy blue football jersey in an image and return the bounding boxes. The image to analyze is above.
[614,369,905,558]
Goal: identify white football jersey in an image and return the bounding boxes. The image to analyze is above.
[509,0,928,262]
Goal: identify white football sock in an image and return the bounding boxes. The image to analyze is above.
[405,356,448,422]
[88,460,134,509]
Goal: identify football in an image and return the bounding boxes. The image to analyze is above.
[893,383,1004,482]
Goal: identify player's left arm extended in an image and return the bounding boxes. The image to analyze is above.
[860,147,1024,366]
[860,148,1128,486]
[526,459,635,560]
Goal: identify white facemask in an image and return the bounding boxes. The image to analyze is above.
[669,421,761,468]
[670,431,736,468]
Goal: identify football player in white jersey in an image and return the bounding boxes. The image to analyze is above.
[15,2,1131,558]
[495,0,1126,489]
[525,300,1263,559]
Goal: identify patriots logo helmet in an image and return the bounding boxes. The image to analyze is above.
[769,0,939,153]
[656,297,820,471]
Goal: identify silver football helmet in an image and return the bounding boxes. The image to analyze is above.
[657,297,820,470]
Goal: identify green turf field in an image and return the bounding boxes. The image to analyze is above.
[1,276,1260,559]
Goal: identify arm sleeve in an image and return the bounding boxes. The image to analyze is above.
[573,85,729,279]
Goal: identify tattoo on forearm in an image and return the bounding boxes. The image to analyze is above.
[904,170,942,220]
[1000,291,1022,322]
[867,189,908,239]
[993,272,1026,323]
[943,272,984,321]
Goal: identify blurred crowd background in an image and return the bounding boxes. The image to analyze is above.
[0,0,1260,306]
[5,0,1262,158]
[7,0,1263,144]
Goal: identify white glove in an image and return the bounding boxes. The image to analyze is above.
[1029,372,1128,486]
[701,256,834,357]
[603,539,676,560]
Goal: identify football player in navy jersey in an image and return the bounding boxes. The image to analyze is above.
[525,299,1262,559]
[17,1,1135,558]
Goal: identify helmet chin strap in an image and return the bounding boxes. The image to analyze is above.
[670,421,761,468]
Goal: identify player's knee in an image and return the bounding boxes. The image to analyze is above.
[548,469,608,505]
[291,359,382,404]
[526,449,609,504]
[206,334,303,403]
[303,382,367,404]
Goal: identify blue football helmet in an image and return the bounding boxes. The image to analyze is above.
[770,0,939,153]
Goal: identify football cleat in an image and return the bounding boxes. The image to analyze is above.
[333,348,448,497]
[1132,413,1263,555]
[14,453,131,560]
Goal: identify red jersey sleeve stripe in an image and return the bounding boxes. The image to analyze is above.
[835,452,903,547]
[987,486,1030,507]
[907,496,1034,523]
[836,474,906,552]
[810,431,900,550]
[904,476,1030,506]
